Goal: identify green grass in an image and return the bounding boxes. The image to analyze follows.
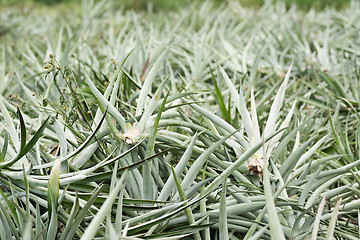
[0,0,351,11]
[1,0,360,239]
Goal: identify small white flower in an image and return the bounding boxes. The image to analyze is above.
[120,123,141,145]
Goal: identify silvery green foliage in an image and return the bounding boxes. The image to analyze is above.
[0,0,359,239]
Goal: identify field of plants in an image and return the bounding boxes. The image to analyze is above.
[0,0,360,239]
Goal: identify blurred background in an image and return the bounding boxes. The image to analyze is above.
[0,0,351,11]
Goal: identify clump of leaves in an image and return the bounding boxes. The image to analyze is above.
[0,0,359,239]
